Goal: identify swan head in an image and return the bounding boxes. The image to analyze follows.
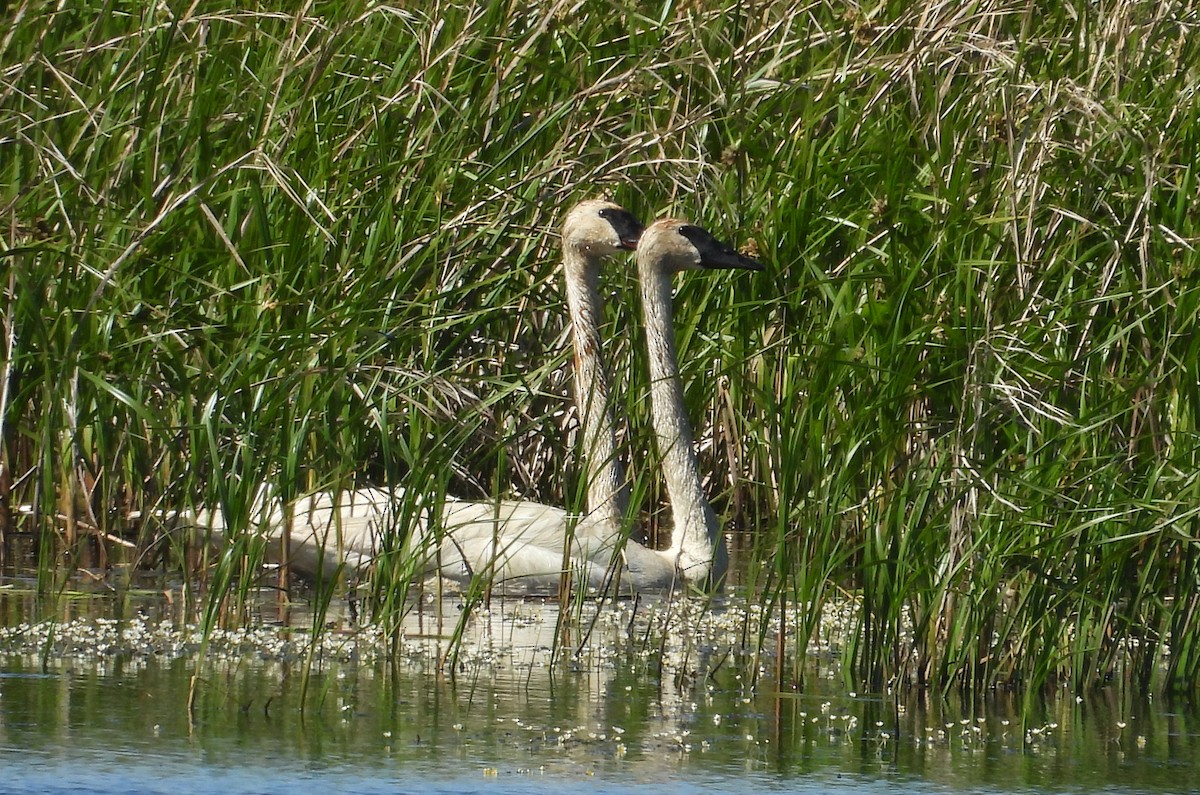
[638,219,764,273]
[561,199,644,258]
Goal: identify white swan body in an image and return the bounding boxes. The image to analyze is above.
[197,486,615,591]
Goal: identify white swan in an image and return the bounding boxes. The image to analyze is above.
[193,200,642,586]
[612,218,763,589]
[424,217,762,591]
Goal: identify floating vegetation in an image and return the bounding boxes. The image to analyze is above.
[0,597,852,683]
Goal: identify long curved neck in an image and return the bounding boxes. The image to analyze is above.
[563,246,628,534]
[637,258,725,585]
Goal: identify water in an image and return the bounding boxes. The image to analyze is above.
[0,587,1198,794]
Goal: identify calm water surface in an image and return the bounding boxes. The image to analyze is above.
[0,584,1197,794]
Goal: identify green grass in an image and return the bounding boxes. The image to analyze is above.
[2,0,1199,694]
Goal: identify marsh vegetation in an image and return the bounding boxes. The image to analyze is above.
[2,0,1199,697]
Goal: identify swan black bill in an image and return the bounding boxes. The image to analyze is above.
[706,248,764,271]
[677,225,765,271]
[598,207,645,250]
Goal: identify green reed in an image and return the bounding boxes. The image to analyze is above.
[3,0,1199,694]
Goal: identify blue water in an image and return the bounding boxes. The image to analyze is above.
[0,760,914,795]
[1,656,1197,795]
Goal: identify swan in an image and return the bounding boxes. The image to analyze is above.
[192,200,642,585]
[425,217,762,591]
[616,218,763,588]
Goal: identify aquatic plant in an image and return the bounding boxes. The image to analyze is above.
[2,0,1198,694]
